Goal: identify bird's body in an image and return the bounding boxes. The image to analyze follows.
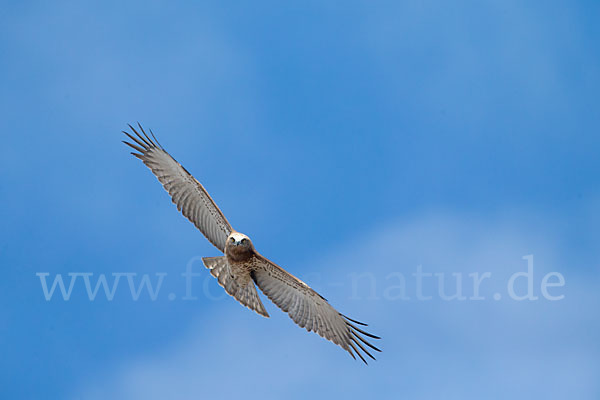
[123,124,380,363]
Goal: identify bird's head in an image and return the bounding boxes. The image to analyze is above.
[225,232,255,260]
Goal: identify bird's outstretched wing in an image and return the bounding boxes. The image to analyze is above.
[252,255,381,364]
[123,124,233,252]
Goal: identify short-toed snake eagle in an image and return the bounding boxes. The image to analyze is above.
[123,124,380,363]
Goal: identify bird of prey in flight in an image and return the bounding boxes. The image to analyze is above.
[122,124,381,363]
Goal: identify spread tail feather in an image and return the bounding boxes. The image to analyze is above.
[202,256,269,318]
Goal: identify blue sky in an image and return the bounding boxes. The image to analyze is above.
[1,1,599,399]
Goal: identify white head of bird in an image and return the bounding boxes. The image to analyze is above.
[225,232,255,261]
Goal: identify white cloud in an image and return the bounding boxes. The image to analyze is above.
[75,210,599,400]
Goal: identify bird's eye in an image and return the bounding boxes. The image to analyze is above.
[241,238,247,244]
[230,237,235,243]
